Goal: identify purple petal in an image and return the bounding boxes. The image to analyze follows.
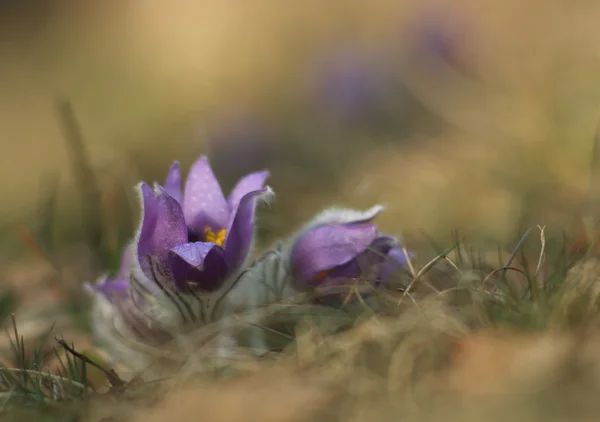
[314,236,397,284]
[354,236,398,276]
[86,243,135,301]
[315,48,385,120]
[99,279,128,298]
[377,246,412,282]
[164,161,183,204]
[411,9,469,70]
[290,223,379,282]
[182,156,229,232]
[223,187,270,271]
[305,238,410,302]
[114,242,134,279]
[90,275,129,301]
[168,242,228,291]
[227,170,269,212]
[206,115,275,186]
[136,183,188,281]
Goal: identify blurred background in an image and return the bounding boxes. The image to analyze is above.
[1,0,600,359]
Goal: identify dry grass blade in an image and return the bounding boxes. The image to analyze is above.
[56,339,126,391]
[398,241,462,306]
[55,97,107,269]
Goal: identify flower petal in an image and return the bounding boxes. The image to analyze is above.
[112,242,135,281]
[135,183,188,281]
[311,236,397,284]
[182,156,229,232]
[377,246,412,282]
[316,48,386,120]
[227,170,269,212]
[164,161,183,204]
[87,274,129,301]
[223,187,272,272]
[168,242,228,291]
[304,205,384,232]
[290,223,379,282]
[353,236,398,277]
[88,242,135,300]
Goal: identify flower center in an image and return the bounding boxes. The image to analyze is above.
[203,227,227,247]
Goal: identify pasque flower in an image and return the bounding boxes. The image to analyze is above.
[90,242,133,302]
[91,156,271,321]
[288,205,409,299]
[223,205,410,313]
[214,204,411,355]
[205,113,276,188]
[130,155,272,321]
[85,156,273,373]
[86,242,177,374]
[85,155,410,368]
[314,48,391,123]
[404,8,474,76]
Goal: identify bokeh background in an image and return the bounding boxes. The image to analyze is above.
[2,0,600,241]
[1,0,600,369]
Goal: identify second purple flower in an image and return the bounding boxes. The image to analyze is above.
[288,206,411,301]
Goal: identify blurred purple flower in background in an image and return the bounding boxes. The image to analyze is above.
[404,8,474,75]
[206,114,277,187]
[312,47,394,124]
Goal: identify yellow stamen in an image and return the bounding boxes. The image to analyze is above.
[203,227,227,247]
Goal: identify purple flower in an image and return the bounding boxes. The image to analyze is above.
[405,8,473,75]
[288,205,410,300]
[132,155,272,298]
[313,48,391,122]
[205,113,276,186]
[84,155,273,369]
[87,242,133,301]
[86,241,177,358]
